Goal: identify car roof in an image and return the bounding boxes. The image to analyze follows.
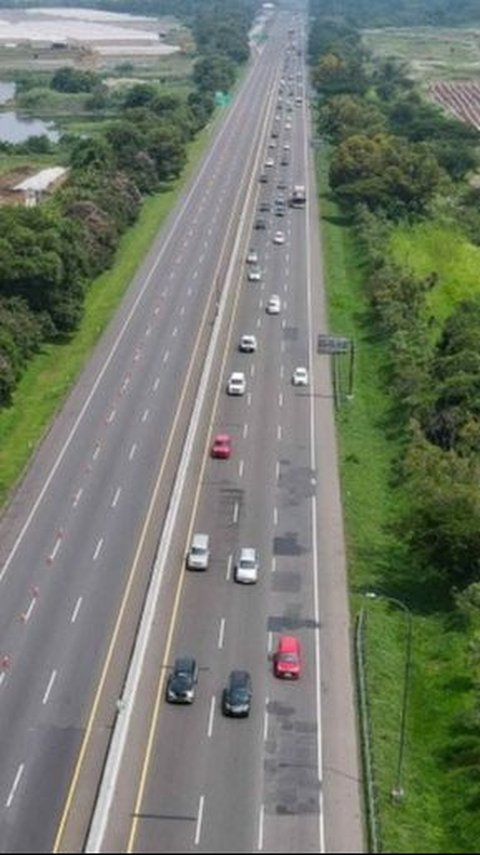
[277,635,300,652]
[240,547,257,560]
[230,371,245,380]
[214,433,230,441]
[229,669,251,685]
[174,656,196,671]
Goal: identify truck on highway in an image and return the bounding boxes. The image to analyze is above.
[289,184,306,208]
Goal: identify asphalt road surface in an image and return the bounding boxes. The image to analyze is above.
[0,11,363,855]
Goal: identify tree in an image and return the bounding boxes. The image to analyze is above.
[329,133,445,216]
[193,54,236,93]
[123,83,157,110]
[312,52,367,96]
[147,125,186,181]
[402,432,480,588]
[51,67,98,94]
[318,94,386,142]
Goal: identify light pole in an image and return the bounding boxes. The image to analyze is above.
[365,591,413,802]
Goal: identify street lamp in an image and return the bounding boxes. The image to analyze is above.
[365,591,413,802]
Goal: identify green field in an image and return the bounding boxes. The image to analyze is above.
[317,154,480,853]
[390,221,480,330]
[362,27,480,83]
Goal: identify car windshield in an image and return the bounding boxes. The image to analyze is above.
[279,653,298,663]
[241,559,256,568]
[231,686,250,702]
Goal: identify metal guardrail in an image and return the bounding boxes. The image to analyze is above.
[355,608,381,853]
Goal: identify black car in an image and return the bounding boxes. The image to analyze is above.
[254,217,267,230]
[259,201,271,213]
[277,179,288,190]
[259,173,268,183]
[222,670,252,717]
[166,657,198,704]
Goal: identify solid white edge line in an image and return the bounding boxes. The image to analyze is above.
[195,794,205,845]
[263,701,269,741]
[226,554,233,581]
[303,70,326,855]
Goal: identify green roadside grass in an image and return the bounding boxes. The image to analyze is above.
[317,154,480,853]
[0,118,218,505]
[390,220,480,331]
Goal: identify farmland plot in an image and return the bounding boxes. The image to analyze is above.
[429,81,480,129]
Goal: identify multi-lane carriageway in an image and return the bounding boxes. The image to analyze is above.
[0,11,363,855]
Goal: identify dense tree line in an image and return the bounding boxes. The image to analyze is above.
[0,0,258,405]
[309,0,480,28]
[309,2,480,594]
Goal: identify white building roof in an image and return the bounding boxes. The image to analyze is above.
[14,166,68,192]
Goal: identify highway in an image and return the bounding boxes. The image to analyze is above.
[0,11,362,855]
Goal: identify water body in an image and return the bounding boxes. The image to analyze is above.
[0,81,59,143]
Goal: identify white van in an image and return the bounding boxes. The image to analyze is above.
[187,533,210,570]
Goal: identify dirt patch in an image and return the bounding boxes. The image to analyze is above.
[0,166,36,205]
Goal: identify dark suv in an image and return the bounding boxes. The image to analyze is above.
[222,670,252,717]
[166,657,198,704]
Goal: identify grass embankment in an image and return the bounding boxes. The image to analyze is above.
[318,155,480,853]
[0,121,216,506]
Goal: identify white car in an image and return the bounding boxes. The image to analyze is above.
[246,249,258,264]
[227,372,246,395]
[292,366,309,386]
[239,334,257,353]
[266,295,281,315]
[285,121,292,130]
[235,548,259,584]
[273,230,285,245]
[265,157,275,167]
[247,267,261,282]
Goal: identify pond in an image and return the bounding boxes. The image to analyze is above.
[0,81,59,143]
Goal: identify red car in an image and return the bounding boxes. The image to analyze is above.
[211,433,232,459]
[273,635,301,679]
